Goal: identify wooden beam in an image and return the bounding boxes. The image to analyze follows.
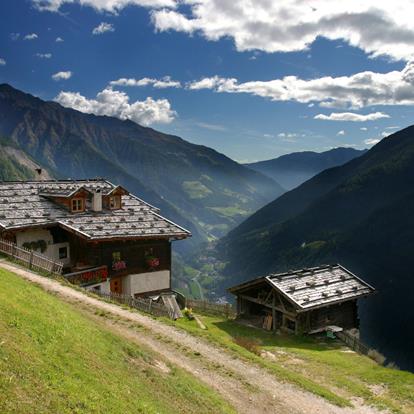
[238,293,297,318]
[272,292,276,331]
[264,289,273,305]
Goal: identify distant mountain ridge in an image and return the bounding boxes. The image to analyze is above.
[246,147,367,190]
[218,125,414,370]
[0,83,284,249]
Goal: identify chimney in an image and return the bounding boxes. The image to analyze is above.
[92,189,102,212]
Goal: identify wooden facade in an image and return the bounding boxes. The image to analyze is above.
[229,265,374,335]
[0,179,191,299]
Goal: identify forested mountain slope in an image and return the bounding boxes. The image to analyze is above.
[218,125,414,370]
[0,84,284,249]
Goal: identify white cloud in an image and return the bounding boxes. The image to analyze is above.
[56,37,64,42]
[92,22,115,35]
[360,127,368,131]
[277,132,299,142]
[0,58,6,66]
[54,88,176,125]
[314,111,390,122]
[195,122,227,131]
[151,1,414,61]
[36,53,52,59]
[110,76,181,88]
[185,62,414,109]
[24,33,38,40]
[31,0,175,13]
[385,125,400,130]
[52,71,72,81]
[364,138,381,146]
[337,130,345,136]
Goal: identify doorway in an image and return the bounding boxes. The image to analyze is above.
[110,277,122,294]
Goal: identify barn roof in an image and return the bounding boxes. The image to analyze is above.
[0,179,190,241]
[229,264,375,311]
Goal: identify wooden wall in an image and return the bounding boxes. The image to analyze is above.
[299,300,358,332]
[67,234,171,277]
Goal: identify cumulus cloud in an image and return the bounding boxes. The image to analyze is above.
[56,37,64,42]
[185,62,414,109]
[54,88,176,125]
[314,112,390,122]
[110,76,181,88]
[337,130,345,136]
[52,71,72,81]
[0,58,6,66]
[360,127,368,131]
[24,33,38,40]
[151,1,414,61]
[31,0,175,13]
[92,22,115,35]
[36,53,52,59]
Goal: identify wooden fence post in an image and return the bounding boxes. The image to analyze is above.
[29,251,34,269]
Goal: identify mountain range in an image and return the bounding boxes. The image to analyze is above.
[0,83,285,250]
[218,125,414,370]
[245,147,367,190]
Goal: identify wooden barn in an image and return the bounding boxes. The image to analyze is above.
[228,265,375,334]
[0,179,190,299]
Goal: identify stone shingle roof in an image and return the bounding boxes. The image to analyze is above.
[0,179,190,241]
[266,265,374,310]
[229,264,375,311]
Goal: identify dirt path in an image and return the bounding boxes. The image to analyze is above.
[0,260,384,414]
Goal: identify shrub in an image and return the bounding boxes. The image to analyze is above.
[385,361,400,370]
[233,336,262,355]
[367,348,386,365]
[183,307,194,320]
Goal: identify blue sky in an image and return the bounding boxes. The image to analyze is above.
[1,0,414,162]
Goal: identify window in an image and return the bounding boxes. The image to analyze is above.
[71,198,84,212]
[59,246,68,259]
[109,195,121,210]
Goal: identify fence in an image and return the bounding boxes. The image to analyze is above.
[186,298,235,318]
[0,238,63,275]
[336,330,370,356]
[90,289,170,318]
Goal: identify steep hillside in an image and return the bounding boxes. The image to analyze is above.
[0,84,283,248]
[0,268,235,414]
[246,147,366,190]
[0,138,45,181]
[218,125,414,371]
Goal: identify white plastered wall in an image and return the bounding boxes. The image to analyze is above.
[123,270,170,296]
[15,228,71,266]
[85,280,110,294]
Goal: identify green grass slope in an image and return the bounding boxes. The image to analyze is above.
[173,313,414,413]
[0,268,234,414]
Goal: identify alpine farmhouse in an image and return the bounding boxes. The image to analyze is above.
[229,265,375,335]
[0,179,190,297]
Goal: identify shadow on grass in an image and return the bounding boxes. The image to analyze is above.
[212,318,344,353]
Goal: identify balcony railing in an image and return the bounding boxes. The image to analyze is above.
[64,265,108,287]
